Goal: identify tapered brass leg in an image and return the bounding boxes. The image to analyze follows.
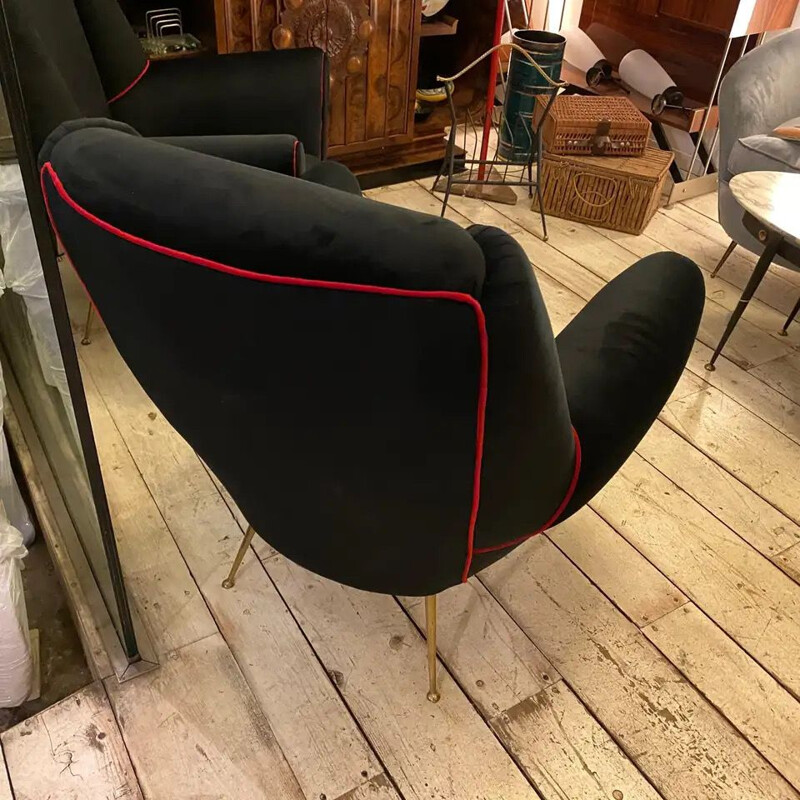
[221,525,256,589]
[425,594,440,703]
[81,304,95,346]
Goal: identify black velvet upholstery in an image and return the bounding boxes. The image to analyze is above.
[40,125,704,596]
[154,134,305,177]
[113,49,330,159]
[302,157,363,195]
[6,0,351,182]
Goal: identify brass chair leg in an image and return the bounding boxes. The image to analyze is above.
[425,594,440,703]
[221,525,256,589]
[81,303,95,346]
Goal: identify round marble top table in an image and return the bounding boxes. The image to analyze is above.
[706,171,800,370]
[731,171,800,249]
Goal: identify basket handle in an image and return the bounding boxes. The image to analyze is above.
[570,172,621,209]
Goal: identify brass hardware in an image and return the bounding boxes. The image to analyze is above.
[81,303,94,346]
[357,19,374,41]
[758,229,767,243]
[346,54,364,74]
[272,25,294,49]
[425,594,440,703]
[222,525,256,589]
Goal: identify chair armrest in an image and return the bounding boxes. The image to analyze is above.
[555,252,703,517]
[111,48,329,158]
[301,159,361,194]
[152,134,304,176]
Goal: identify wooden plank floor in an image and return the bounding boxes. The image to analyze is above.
[6,184,800,800]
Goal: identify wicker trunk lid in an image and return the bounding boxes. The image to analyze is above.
[535,95,651,157]
[533,147,674,235]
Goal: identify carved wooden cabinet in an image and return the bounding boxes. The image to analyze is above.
[214,0,421,164]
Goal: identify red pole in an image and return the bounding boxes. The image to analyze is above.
[478,0,506,181]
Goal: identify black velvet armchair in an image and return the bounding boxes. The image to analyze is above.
[5,0,359,194]
[40,121,704,702]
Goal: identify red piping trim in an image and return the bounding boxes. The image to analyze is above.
[39,169,104,325]
[471,427,581,557]
[292,140,299,177]
[40,160,489,584]
[108,60,151,104]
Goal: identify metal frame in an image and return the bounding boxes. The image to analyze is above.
[433,46,561,240]
[0,0,140,660]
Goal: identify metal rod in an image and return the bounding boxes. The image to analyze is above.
[478,0,507,182]
[504,0,513,36]
[711,240,737,278]
[425,595,440,703]
[780,295,800,336]
[706,230,781,370]
[703,34,748,178]
[222,525,256,589]
[687,37,732,178]
[81,303,94,346]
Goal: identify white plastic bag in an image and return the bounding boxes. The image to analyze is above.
[0,360,33,546]
[0,516,31,707]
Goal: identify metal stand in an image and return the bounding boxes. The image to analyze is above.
[433,43,562,240]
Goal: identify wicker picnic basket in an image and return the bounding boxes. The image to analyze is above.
[533,147,674,234]
[535,95,651,157]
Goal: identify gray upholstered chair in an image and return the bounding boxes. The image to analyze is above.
[712,29,800,334]
[712,28,800,333]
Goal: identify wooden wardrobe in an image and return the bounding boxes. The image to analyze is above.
[213,0,419,170]
[211,0,498,173]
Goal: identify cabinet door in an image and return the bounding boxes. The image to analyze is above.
[658,0,738,32]
[275,0,418,153]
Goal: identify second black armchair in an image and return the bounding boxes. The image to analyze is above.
[5,0,360,194]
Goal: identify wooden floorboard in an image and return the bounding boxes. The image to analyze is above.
[591,452,800,698]
[2,682,142,800]
[267,555,540,800]
[401,581,665,800]
[33,184,800,800]
[105,634,305,800]
[645,603,800,791]
[79,334,390,800]
[481,537,799,800]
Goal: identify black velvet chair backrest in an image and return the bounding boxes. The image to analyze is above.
[4,0,112,150]
[6,0,330,160]
[40,124,580,595]
[5,0,149,151]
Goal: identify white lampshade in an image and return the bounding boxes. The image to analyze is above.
[561,27,605,74]
[618,49,676,99]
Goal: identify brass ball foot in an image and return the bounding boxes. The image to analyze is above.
[427,691,441,703]
[779,329,788,336]
[81,338,91,346]
[704,362,716,372]
[221,579,234,589]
